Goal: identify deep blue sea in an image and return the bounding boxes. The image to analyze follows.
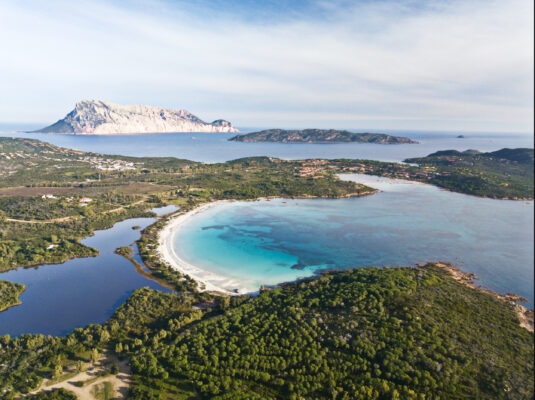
[174,177,534,306]
[1,129,533,163]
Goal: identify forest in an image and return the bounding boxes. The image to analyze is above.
[0,280,25,311]
[0,264,532,399]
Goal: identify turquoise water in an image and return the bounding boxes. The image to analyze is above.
[174,180,534,305]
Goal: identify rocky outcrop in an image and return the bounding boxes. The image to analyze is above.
[34,100,239,134]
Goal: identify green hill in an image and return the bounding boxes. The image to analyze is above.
[229,129,418,144]
[405,148,534,199]
[4,264,532,399]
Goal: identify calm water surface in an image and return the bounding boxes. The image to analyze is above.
[2,130,532,162]
[174,177,534,306]
[0,207,177,337]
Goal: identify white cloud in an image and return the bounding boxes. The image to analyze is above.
[0,0,532,132]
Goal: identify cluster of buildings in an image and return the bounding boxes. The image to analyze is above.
[79,156,138,171]
[0,152,26,160]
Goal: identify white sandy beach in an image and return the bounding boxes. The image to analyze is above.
[156,181,396,296]
[157,200,253,295]
[337,173,426,191]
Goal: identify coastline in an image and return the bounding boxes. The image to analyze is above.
[0,285,26,313]
[338,173,534,201]
[156,191,534,317]
[157,200,245,295]
[433,262,534,332]
[156,191,378,295]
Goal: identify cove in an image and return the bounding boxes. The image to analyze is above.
[0,206,176,337]
[172,176,534,306]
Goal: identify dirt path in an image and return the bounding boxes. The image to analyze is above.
[21,353,131,400]
[104,197,148,214]
[6,196,149,224]
[6,216,79,224]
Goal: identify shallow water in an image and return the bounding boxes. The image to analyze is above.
[1,130,532,163]
[0,216,172,337]
[173,177,534,306]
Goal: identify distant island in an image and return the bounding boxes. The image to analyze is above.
[229,128,418,144]
[33,100,239,134]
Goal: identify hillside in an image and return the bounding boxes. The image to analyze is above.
[2,264,532,399]
[34,100,239,134]
[405,148,534,199]
[229,129,417,143]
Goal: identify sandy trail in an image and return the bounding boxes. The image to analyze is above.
[21,353,131,400]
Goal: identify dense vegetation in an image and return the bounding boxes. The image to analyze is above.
[326,147,533,199]
[405,148,534,199]
[0,280,25,311]
[229,129,417,143]
[0,264,532,399]
[26,388,77,399]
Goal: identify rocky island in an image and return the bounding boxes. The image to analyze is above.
[33,100,239,134]
[229,128,417,143]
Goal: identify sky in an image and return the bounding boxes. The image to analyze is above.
[0,0,533,132]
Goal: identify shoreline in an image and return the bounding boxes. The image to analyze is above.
[156,191,378,295]
[157,200,246,295]
[433,262,534,332]
[338,173,534,201]
[156,195,534,321]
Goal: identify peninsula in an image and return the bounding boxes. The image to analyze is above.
[33,100,239,134]
[0,280,25,312]
[229,128,417,143]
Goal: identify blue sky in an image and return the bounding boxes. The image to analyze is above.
[0,0,533,132]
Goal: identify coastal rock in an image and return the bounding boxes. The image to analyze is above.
[34,100,239,134]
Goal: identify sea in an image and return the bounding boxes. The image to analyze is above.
[173,177,534,306]
[1,129,533,163]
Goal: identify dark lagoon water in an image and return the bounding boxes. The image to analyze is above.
[1,130,532,163]
[174,176,534,306]
[0,206,177,337]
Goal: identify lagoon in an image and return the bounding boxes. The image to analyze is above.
[0,211,173,337]
[172,176,534,306]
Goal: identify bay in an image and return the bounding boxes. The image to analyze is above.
[173,177,534,306]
